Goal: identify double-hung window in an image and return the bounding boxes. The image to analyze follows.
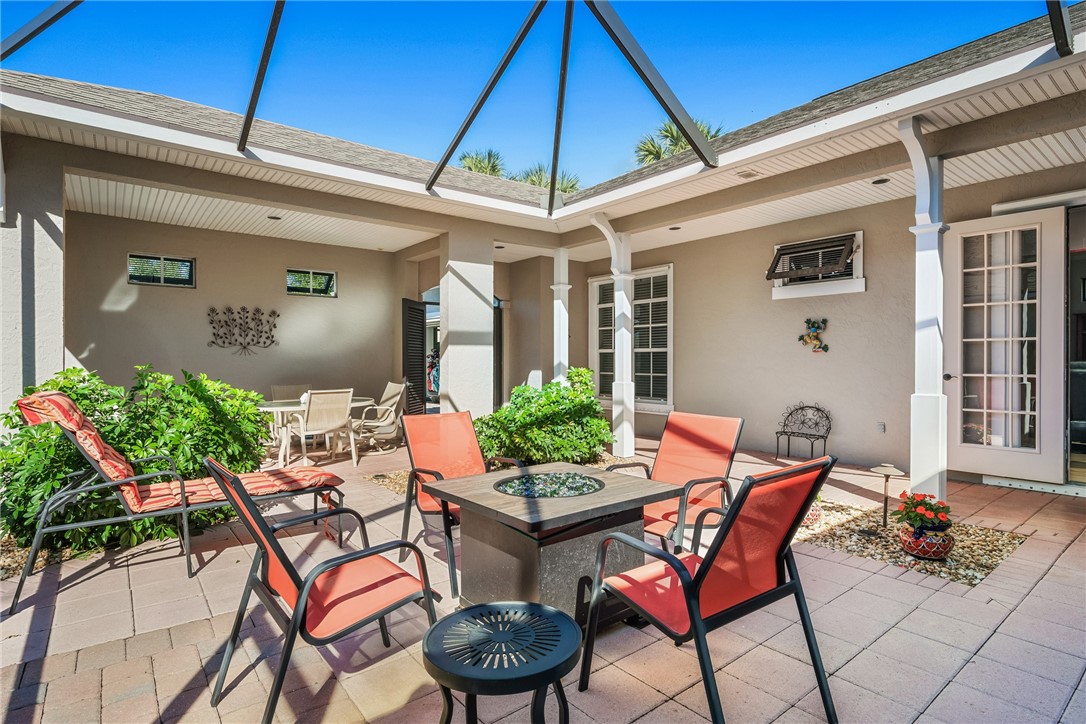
[589,264,673,412]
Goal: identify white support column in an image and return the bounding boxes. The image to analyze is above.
[551,248,571,382]
[439,231,494,416]
[898,117,948,500]
[591,214,635,458]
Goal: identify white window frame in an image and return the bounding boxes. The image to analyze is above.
[127,252,196,288]
[588,264,674,414]
[770,231,865,300]
[287,268,338,298]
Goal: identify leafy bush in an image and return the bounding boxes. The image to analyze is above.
[0,366,270,550]
[474,368,613,465]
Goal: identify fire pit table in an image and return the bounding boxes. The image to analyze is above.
[423,462,680,625]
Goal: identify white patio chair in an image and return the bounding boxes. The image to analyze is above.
[352,381,406,461]
[288,388,357,465]
[271,383,312,401]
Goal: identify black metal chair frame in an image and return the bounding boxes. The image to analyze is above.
[579,457,839,724]
[204,458,439,724]
[400,419,523,598]
[7,426,344,616]
[605,413,743,553]
[775,404,832,459]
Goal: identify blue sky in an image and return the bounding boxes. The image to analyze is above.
[1,1,1069,188]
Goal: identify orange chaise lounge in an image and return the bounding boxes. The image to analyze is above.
[8,390,345,614]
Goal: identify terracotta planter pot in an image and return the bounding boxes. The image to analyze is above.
[899,525,954,560]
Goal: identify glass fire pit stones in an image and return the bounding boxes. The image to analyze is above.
[495,472,604,498]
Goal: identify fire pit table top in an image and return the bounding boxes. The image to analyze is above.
[423,462,680,534]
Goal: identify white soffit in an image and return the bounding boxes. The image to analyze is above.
[624,126,1086,253]
[0,111,556,233]
[64,174,436,251]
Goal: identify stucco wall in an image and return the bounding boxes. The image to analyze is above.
[572,164,1086,468]
[64,212,398,400]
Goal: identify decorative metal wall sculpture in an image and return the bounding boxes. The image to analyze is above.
[798,318,829,353]
[208,306,279,355]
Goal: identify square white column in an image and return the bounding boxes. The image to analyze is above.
[439,232,494,416]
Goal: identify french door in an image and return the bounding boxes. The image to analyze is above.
[944,208,1065,484]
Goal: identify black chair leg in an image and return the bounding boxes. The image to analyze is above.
[399,483,415,563]
[578,586,604,691]
[438,685,454,724]
[182,509,194,578]
[440,505,459,599]
[8,525,46,615]
[211,560,258,706]
[378,616,391,648]
[263,619,300,724]
[691,621,724,724]
[788,553,837,723]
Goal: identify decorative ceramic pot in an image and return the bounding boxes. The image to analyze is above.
[802,501,823,526]
[899,524,954,560]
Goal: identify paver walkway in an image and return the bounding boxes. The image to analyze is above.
[2,442,1084,723]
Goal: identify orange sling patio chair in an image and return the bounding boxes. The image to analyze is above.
[608,411,744,552]
[400,411,522,598]
[8,390,345,615]
[204,458,439,724]
[580,456,839,724]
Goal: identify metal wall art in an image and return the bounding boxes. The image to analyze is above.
[208,306,279,355]
[798,318,829,353]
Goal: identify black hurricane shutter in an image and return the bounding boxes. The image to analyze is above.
[402,298,428,415]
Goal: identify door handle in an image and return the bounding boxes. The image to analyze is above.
[942,373,958,381]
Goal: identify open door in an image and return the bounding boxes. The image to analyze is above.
[402,298,427,415]
[944,207,1065,484]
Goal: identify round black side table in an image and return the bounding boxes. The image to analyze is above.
[422,601,582,724]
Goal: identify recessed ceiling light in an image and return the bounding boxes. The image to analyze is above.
[668,226,681,231]
[495,245,506,250]
[871,178,890,185]
[267,214,282,220]
[735,169,760,179]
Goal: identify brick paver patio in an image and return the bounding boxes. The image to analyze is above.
[2,442,1084,723]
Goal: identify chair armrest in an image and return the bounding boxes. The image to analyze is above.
[359,405,395,424]
[297,539,441,608]
[606,461,650,476]
[596,532,694,590]
[691,506,730,556]
[271,507,370,547]
[410,467,445,484]
[486,457,525,471]
[48,469,184,510]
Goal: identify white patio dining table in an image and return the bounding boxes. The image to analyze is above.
[259,397,375,466]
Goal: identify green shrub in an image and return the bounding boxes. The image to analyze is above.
[0,366,271,550]
[474,368,614,465]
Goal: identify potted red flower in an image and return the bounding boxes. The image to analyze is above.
[890,491,955,560]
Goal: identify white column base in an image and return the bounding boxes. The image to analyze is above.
[612,380,635,458]
[910,392,947,499]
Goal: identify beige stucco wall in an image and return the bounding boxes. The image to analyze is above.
[570,163,1086,468]
[64,212,399,400]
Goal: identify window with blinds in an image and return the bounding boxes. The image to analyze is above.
[768,232,865,300]
[590,265,672,407]
[127,253,195,287]
[287,269,337,297]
